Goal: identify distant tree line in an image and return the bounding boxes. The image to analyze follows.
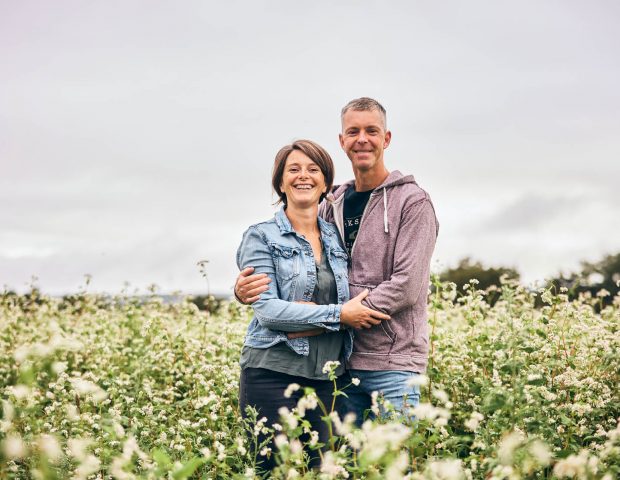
[438,252,620,309]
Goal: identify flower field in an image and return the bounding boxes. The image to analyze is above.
[1,279,619,479]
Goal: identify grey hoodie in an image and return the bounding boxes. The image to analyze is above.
[319,170,438,372]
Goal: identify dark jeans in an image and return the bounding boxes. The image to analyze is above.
[239,367,344,472]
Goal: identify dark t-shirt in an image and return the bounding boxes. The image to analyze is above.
[343,186,373,255]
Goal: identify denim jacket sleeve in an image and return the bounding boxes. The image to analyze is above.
[236,226,342,332]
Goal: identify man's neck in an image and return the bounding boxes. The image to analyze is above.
[353,167,390,192]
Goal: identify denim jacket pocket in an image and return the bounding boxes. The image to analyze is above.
[269,243,301,281]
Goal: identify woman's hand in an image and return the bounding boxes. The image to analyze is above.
[340,289,391,329]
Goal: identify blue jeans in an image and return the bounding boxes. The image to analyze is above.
[341,370,421,426]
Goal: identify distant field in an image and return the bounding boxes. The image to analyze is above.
[1,280,619,479]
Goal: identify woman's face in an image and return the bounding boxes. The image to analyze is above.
[280,150,327,209]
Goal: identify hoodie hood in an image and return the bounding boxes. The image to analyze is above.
[327,170,416,202]
[326,171,416,234]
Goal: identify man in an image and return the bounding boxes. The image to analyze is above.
[235,97,438,422]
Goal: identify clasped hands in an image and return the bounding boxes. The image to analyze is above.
[235,267,390,339]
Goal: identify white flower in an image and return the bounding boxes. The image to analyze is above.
[406,374,429,387]
[426,458,465,479]
[9,384,31,401]
[528,440,551,466]
[37,434,63,463]
[351,377,361,386]
[553,450,590,478]
[274,434,288,449]
[498,431,524,465]
[322,360,341,374]
[284,383,300,398]
[464,412,484,432]
[320,451,349,478]
[432,389,450,404]
[2,434,27,459]
[297,392,318,416]
[74,455,101,480]
[70,378,107,403]
[68,437,93,461]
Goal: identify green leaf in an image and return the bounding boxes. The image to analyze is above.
[152,449,172,468]
[172,457,206,480]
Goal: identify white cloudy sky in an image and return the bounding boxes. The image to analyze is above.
[2,1,619,295]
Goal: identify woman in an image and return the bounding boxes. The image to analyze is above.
[236,139,389,470]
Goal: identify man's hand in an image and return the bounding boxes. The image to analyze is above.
[235,267,271,304]
[340,289,391,329]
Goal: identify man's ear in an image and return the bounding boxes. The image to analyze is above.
[384,130,392,149]
[338,133,345,149]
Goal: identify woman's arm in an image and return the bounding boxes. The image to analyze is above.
[236,226,342,332]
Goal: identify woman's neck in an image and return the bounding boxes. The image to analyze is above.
[285,203,320,237]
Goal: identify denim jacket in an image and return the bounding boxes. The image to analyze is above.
[236,207,353,358]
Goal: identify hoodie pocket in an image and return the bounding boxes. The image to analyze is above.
[349,283,396,355]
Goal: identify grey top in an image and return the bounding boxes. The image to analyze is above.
[240,248,346,380]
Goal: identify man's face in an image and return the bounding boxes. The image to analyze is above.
[339,109,391,173]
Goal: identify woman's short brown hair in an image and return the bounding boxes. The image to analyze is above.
[272,139,335,206]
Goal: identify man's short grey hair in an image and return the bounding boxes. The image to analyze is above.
[340,97,387,129]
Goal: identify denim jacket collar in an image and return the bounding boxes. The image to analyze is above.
[275,206,334,238]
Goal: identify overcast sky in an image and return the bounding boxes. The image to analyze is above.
[2,0,619,295]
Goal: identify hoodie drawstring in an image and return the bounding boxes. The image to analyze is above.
[383,187,389,233]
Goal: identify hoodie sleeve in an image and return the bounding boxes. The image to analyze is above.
[236,226,342,332]
[362,198,438,315]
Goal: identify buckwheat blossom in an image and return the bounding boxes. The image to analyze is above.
[296,391,318,416]
[278,406,299,429]
[425,458,465,480]
[7,384,30,401]
[406,374,429,387]
[37,434,63,463]
[284,383,301,398]
[385,451,409,480]
[351,377,360,386]
[553,450,595,478]
[70,378,108,403]
[322,360,341,375]
[320,451,349,479]
[358,421,411,462]
[74,455,101,480]
[274,434,288,449]
[498,431,525,465]
[464,412,484,432]
[2,434,27,459]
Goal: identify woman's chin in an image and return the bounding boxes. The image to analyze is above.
[286,198,320,210]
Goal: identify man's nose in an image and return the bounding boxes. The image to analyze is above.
[357,131,368,143]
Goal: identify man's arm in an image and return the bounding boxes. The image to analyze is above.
[363,198,438,315]
[237,227,390,331]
